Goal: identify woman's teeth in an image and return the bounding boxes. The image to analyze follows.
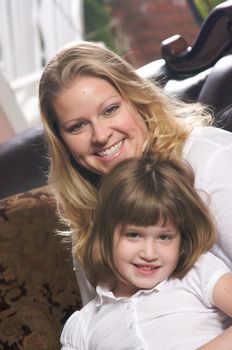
[98,140,123,157]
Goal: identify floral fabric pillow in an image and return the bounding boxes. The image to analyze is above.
[0,187,82,350]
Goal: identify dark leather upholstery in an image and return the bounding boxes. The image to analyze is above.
[139,0,232,114]
[0,1,232,200]
[0,124,49,199]
[138,53,232,117]
[161,1,232,75]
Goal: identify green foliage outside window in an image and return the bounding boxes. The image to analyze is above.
[193,0,225,18]
[84,0,226,52]
[84,0,117,51]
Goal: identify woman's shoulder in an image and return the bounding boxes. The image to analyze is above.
[186,126,232,150]
[183,126,232,178]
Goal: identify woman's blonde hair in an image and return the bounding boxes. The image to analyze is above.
[85,157,216,287]
[39,41,212,263]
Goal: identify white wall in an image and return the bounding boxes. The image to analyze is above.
[0,0,84,141]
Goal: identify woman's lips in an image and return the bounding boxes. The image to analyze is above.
[96,140,124,158]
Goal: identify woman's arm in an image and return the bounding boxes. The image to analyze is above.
[196,134,232,269]
[73,257,96,305]
[185,128,232,269]
[197,272,232,350]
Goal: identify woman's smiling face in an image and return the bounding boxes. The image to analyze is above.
[54,76,149,175]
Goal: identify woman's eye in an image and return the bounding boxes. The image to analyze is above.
[104,104,119,116]
[67,121,87,134]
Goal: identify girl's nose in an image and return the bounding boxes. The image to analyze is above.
[140,241,158,261]
[91,121,112,144]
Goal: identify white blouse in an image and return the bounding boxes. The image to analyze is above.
[61,252,231,350]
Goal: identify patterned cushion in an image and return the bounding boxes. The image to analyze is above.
[0,187,82,349]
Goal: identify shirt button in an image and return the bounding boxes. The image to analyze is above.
[126,303,132,310]
[128,322,134,330]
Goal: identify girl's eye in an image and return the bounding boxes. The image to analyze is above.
[125,232,141,240]
[104,104,119,116]
[67,121,88,134]
[158,234,172,241]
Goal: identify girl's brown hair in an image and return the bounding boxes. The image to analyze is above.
[84,157,216,287]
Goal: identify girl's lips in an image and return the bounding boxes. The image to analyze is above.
[96,140,124,158]
[134,264,158,270]
[134,264,160,275]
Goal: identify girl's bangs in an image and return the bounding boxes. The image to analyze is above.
[114,188,178,228]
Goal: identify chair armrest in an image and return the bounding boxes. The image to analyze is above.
[161,1,232,75]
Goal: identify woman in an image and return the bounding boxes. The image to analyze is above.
[39,41,232,305]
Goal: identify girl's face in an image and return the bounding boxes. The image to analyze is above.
[112,222,181,297]
[54,76,149,175]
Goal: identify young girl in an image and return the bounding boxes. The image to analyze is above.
[60,157,232,350]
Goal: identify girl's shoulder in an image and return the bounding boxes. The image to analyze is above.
[187,252,230,283]
[60,298,98,349]
[194,252,230,272]
[183,252,230,306]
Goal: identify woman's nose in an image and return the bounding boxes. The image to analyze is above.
[91,121,111,144]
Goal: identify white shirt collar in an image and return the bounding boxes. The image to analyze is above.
[95,279,168,307]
